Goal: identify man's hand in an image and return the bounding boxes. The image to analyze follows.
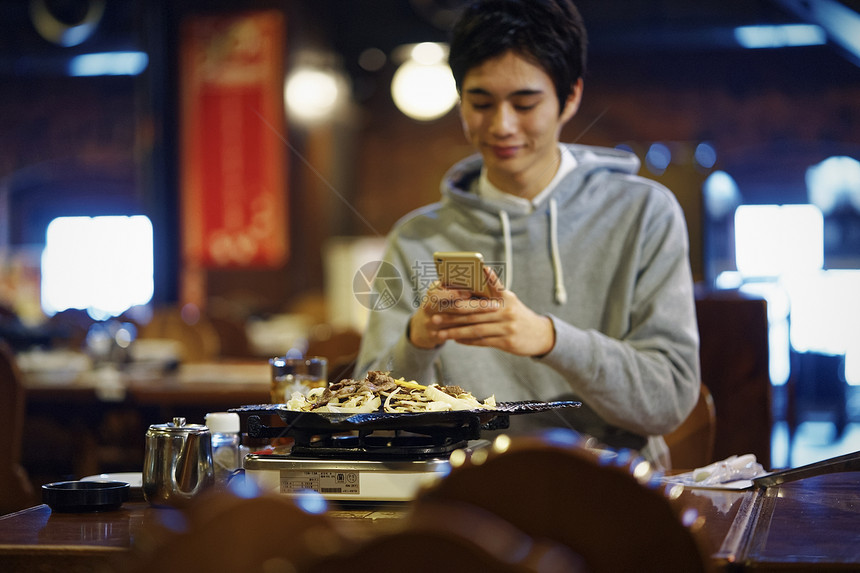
[408,266,556,357]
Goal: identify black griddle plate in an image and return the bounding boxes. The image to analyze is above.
[229,400,581,433]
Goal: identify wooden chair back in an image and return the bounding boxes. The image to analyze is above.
[695,289,771,467]
[125,483,586,573]
[304,512,586,573]
[206,314,252,358]
[411,432,712,573]
[0,341,38,514]
[137,305,220,362]
[664,382,717,470]
[305,326,362,383]
[125,490,344,573]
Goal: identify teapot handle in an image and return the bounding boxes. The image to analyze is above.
[172,429,214,496]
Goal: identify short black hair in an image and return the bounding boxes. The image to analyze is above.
[448,0,588,112]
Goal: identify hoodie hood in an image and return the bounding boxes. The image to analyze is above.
[441,143,641,213]
[439,143,641,304]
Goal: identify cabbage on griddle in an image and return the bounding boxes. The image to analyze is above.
[285,371,496,414]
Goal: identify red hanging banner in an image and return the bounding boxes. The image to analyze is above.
[180,11,288,269]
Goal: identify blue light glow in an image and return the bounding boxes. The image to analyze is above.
[156,510,189,533]
[734,24,826,49]
[737,282,791,386]
[703,170,741,219]
[613,449,633,467]
[295,490,328,515]
[806,155,860,214]
[539,428,581,448]
[227,473,262,499]
[694,142,717,169]
[681,508,700,527]
[645,143,671,175]
[68,51,149,76]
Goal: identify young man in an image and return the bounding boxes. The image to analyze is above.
[355,0,700,467]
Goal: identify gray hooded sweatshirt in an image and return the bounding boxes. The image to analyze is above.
[354,143,700,466]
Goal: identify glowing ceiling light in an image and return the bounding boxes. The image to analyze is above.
[410,42,446,65]
[734,24,826,49]
[285,66,347,124]
[68,51,149,76]
[391,43,458,122]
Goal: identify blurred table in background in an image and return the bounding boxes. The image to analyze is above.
[20,357,270,489]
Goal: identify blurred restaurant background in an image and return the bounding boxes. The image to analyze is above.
[1,0,860,498]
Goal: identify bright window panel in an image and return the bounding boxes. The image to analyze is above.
[739,282,791,386]
[41,216,154,320]
[734,204,823,278]
[780,270,860,385]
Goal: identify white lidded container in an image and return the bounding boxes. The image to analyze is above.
[205,412,241,487]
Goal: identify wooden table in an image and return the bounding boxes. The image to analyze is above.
[2,472,858,572]
[21,361,272,489]
[0,499,403,573]
[714,472,860,569]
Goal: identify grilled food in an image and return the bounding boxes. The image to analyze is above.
[285,370,496,414]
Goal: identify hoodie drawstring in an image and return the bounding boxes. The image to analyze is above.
[497,200,566,305]
[499,209,513,290]
[549,198,567,304]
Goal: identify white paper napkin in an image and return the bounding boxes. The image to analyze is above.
[665,454,768,489]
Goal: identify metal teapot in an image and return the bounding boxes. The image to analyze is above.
[143,417,214,506]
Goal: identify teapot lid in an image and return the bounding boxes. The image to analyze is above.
[147,417,209,435]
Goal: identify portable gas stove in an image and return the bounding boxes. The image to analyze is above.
[230,400,581,503]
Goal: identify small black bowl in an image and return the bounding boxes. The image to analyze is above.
[42,480,131,513]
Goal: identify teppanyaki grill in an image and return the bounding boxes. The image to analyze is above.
[230,400,582,452]
[232,399,579,428]
[230,399,580,502]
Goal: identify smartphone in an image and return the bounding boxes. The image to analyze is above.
[433,251,492,297]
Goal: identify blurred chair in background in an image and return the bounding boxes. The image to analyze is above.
[123,480,585,573]
[695,289,771,468]
[125,489,345,573]
[0,302,52,351]
[664,382,717,470]
[44,308,94,350]
[285,290,329,327]
[284,289,364,381]
[137,305,220,363]
[206,313,252,359]
[0,341,38,514]
[304,504,587,573]
[306,325,362,383]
